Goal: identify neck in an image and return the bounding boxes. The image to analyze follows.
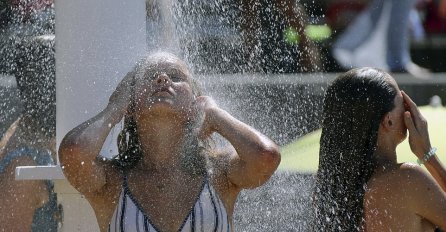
[374,137,398,168]
[135,114,190,171]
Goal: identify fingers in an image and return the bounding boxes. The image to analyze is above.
[195,96,217,108]
[401,91,422,119]
[120,71,135,88]
[404,111,417,133]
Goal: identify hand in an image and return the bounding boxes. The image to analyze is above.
[195,96,220,139]
[402,91,432,159]
[107,70,135,116]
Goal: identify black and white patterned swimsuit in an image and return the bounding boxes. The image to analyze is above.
[108,175,231,232]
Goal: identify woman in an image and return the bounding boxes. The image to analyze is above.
[59,52,280,232]
[0,117,55,231]
[0,31,58,231]
[313,68,446,231]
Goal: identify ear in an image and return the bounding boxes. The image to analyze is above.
[187,97,201,122]
[380,112,394,131]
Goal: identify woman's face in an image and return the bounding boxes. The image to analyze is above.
[133,56,196,120]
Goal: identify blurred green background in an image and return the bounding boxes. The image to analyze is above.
[279,106,445,173]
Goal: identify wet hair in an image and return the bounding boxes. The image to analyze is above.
[313,68,398,231]
[112,53,207,175]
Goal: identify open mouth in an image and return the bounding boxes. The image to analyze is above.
[152,87,173,98]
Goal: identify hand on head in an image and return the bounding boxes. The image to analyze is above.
[402,91,432,158]
[108,70,135,117]
[195,96,219,139]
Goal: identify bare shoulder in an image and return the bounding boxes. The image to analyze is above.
[207,149,232,187]
[397,162,432,184]
[368,163,427,193]
[394,162,444,202]
[208,148,239,185]
[207,148,240,215]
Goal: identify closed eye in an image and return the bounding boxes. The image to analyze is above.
[170,75,183,82]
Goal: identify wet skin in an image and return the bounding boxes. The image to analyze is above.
[59,53,280,232]
[363,79,446,231]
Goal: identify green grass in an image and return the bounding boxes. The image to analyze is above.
[279,106,446,172]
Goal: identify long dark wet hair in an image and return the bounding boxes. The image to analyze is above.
[112,53,208,176]
[313,68,398,231]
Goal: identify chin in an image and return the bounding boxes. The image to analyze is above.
[137,102,190,119]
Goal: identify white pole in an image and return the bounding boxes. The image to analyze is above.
[55,1,146,231]
[56,0,146,150]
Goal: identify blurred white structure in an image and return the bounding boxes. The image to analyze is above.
[17,0,146,231]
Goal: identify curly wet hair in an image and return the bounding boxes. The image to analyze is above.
[112,53,208,175]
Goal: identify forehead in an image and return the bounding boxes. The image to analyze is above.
[144,56,189,73]
[382,74,402,103]
[134,56,192,82]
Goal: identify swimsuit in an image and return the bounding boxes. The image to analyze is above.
[109,175,231,232]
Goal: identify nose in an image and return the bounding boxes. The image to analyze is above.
[155,73,170,85]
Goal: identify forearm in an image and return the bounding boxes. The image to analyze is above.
[59,104,123,192]
[60,104,123,160]
[425,155,446,192]
[211,108,279,164]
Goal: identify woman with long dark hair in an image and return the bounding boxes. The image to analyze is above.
[59,52,280,232]
[313,67,446,231]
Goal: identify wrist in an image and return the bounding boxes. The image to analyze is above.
[417,147,437,166]
[206,107,226,131]
[105,103,126,122]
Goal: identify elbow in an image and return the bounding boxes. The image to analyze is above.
[58,137,80,165]
[58,142,81,179]
[231,145,281,189]
[260,144,281,172]
[255,145,281,183]
[58,136,89,173]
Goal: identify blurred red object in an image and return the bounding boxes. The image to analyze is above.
[326,1,367,33]
[424,0,446,34]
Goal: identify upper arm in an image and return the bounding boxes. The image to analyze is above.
[404,165,446,229]
[58,135,111,195]
[226,144,280,189]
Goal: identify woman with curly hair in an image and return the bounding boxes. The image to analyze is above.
[313,67,446,231]
[59,52,280,232]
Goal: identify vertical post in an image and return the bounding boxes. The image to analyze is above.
[55,0,146,231]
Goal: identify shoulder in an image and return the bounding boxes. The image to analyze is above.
[393,163,442,202]
[398,162,431,184]
[368,163,427,193]
[207,149,231,185]
[207,148,240,193]
[378,163,433,190]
